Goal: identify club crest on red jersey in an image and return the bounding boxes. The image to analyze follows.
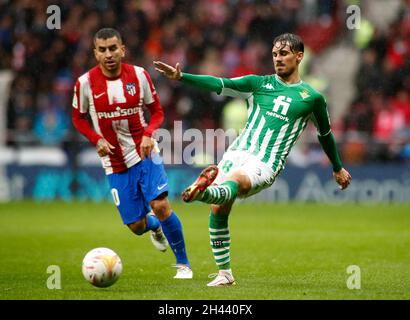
[126,83,136,96]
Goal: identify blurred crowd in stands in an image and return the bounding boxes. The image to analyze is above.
[343,0,410,163]
[1,0,409,165]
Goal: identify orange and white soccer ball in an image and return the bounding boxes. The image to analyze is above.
[82,247,123,288]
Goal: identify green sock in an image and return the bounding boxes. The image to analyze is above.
[209,212,231,270]
[201,180,238,205]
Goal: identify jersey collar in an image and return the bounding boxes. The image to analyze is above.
[274,74,303,87]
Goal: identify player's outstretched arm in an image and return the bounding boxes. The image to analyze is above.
[154,61,224,93]
[153,61,182,80]
[154,61,260,96]
[333,168,352,190]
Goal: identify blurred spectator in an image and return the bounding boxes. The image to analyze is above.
[355,48,383,95]
[32,77,70,145]
[372,92,406,142]
[221,98,247,135]
[6,75,36,145]
[390,88,410,124]
[33,106,69,145]
[343,97,374,136]
[353,17,375,49]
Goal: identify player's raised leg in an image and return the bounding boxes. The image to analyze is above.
[182,165,219,202]
[182,165,255,207]
[182,165,239,204]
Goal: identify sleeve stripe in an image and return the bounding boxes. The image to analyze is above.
[75,73,90,113]
[318,129,332,137]
[137,67,156,105]
[143,69,156,94]
[72,81,80,109]
[220,87,252,99]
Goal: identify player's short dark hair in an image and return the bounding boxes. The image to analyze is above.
[93,28,122,47]
[273,33,304,53]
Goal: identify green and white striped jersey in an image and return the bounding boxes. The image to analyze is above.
[181,73,342,173]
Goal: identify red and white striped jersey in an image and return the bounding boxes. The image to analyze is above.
[72,63,164,174]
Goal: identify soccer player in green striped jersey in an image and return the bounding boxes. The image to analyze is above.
[154,33,352,287]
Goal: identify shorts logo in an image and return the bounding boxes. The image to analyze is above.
[221,160,233,173]
[126,83,136,96]
[267,176,275,185]
[255,168,262,176]
[111,188,120,206]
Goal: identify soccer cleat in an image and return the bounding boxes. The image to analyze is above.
[182,165,219,202]
[173,264,193,279]
[150,225,168,252]
[207,270,236,287]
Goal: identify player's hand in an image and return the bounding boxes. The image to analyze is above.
[153,61,182,80]
[96,138,115,157]
[333,168,352,190]
[140,135,155,160]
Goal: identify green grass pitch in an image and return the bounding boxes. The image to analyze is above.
[0,201,409,300]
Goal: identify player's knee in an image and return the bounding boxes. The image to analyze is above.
[127,220,146,235]
[228,171,251,196]
[150,196,171,220]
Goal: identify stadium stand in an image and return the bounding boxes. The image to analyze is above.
[0,0,408,165]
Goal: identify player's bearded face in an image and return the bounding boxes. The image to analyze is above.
[272,42,302,78]
[94,37,125,75]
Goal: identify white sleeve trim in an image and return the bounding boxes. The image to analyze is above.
[318,129,332,137]
[76,73,90,113]
[219,77,224,88]
[136,66,155,105]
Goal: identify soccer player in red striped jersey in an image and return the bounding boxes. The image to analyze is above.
[72,28,192,279]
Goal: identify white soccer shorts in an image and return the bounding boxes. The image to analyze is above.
[214,150,277,198]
